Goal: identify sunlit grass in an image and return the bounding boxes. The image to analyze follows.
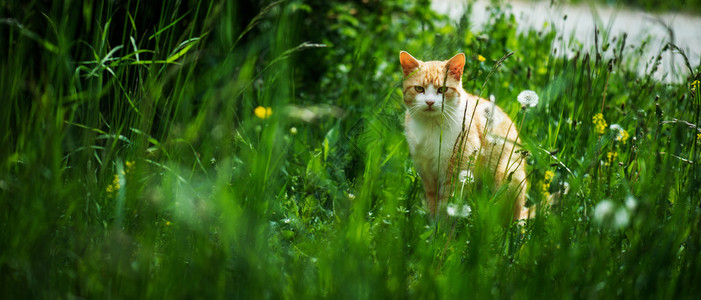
[1,0,700,298]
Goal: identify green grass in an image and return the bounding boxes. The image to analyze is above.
[570,0,701,14]
[2,0,700,298]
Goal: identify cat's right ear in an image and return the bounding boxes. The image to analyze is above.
[400,51,420,77]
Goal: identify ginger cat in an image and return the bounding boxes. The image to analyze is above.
[399,51,532,221]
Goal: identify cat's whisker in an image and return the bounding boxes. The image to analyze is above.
[407,105,421,117]
[443,109,459,127]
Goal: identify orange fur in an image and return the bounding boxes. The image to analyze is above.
[399,51,532,220]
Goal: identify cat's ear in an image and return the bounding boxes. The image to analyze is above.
[446,53,466,81]
[399,51,421,77]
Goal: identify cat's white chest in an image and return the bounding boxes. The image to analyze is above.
[405,114,462,184]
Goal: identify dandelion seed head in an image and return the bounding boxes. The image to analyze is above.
[594,200,614,224]
[486,134,501,146]
[625,195,637,210]
[614,208,630,228]
[517,90,539,108]
[483,102,504,128]
[609,124,629,143]
[446,204,456,216]
[458,170,474,184]
[447,203,471,218]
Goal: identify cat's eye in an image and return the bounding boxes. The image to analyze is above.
[437,86,448,94]
[414,86,425,93]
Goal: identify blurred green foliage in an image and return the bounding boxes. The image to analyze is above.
[1,0,700,298]
[569,0,701,14]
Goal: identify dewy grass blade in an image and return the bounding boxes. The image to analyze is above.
[166,37,201,63]
[230,0,285,51]
[148,11,190,41]
[0,18,59,53]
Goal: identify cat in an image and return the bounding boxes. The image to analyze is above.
[399,51,532,221]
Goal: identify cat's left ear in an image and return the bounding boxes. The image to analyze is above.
[446,53,466,81]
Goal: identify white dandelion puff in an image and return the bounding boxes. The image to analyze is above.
[458,170,474,184]
[485,133,505,146]
[517,90,539,108]
[447,203,472,218]
[609,124,623,139]
[609,123,629,143]
[610,124,623,132]
[483,102,504,128]
[625,195,637,210]
[593,199,614,224]
[614,207,630,228]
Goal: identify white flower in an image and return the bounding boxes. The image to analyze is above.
[517,90,539,108]
[593,200,614,224]
[483,102,504,128]
[447,203,471,218]
[594,199,632,228]
[609,123,630,143]
[609,124,623,132]
[625,195,637,210]
[609,124,623,140]
[614,207,630,228]
[485,133,504,146]
[458,170,474,184]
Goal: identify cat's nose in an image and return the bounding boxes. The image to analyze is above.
[425,100,435,107]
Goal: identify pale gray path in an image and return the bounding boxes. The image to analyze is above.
[432,0,701,82]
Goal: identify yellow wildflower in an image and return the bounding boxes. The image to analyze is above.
[106,174,120,194]
[477,55,486,62]
[619,129,629,144]
[592,113,607,135]
[121,160,136,174]
[540,170,555,197]
[544,170,555,182]
[697,133,701,144]
[606,151,618,166]
[692,80,699,92]
[254,106,272,119]
[107,161,134,195]
[610,124,629,144]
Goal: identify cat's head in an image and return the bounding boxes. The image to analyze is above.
[399,51,465,118]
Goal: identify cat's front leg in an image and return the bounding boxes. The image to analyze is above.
[422,176,439,217]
